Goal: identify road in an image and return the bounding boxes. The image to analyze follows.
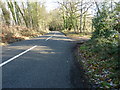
[2,31,84,88]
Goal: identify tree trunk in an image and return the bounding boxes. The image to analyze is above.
[0,1,10,26]
[79,0,83,33]
[83,14,86,33]
[7,1,17,25]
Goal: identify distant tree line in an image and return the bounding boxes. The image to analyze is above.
[0,0,48,32]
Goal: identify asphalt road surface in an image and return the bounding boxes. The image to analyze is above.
[2,31,84,88]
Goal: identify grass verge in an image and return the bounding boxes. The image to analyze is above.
[0,25,49,45]
[63,30,120,89]
[79,38,120,89]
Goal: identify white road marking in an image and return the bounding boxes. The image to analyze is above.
[1,32,56,67]
[45,36,53,41]
[45,32,56,41]
[0,45,37,67]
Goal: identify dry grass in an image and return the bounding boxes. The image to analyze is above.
[62,30,91,40]
[0,25,46,45]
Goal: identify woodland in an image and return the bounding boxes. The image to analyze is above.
[0,0,120,89]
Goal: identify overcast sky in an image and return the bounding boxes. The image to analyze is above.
[1,0,120,12]
[40,0,120,12]
[1,0,61,12]
[44,0,61,12]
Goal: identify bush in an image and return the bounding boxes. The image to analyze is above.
[79,2,120,88]
[79,38,119,88]
[1,25,42,43]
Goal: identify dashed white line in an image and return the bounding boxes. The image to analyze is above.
[1,32,56,67]
[45,32,56,41]
[0,45,37,67]
[45,36,53,41]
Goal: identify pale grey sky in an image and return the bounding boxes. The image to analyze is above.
[42,0,120,12]
[2,0,120,12]
[45,0,61,12]
[2,0,61,12]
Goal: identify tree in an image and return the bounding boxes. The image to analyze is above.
[113,2,120,33]
[58,0,92,33]
[7,0,17,25]
[14,1,22,25]
[92,1,119,38]
[59,0,79,32]
[0,1,10,26]
[48,9,63,31]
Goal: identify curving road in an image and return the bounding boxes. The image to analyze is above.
[2,31,85,88]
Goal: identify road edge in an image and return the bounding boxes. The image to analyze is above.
[71,42,92,88]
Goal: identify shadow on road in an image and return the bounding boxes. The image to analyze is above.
[2,32,89,88]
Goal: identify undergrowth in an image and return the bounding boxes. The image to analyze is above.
[79,37,119,88]
[0,25,48,44]
[79,2,120,89]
